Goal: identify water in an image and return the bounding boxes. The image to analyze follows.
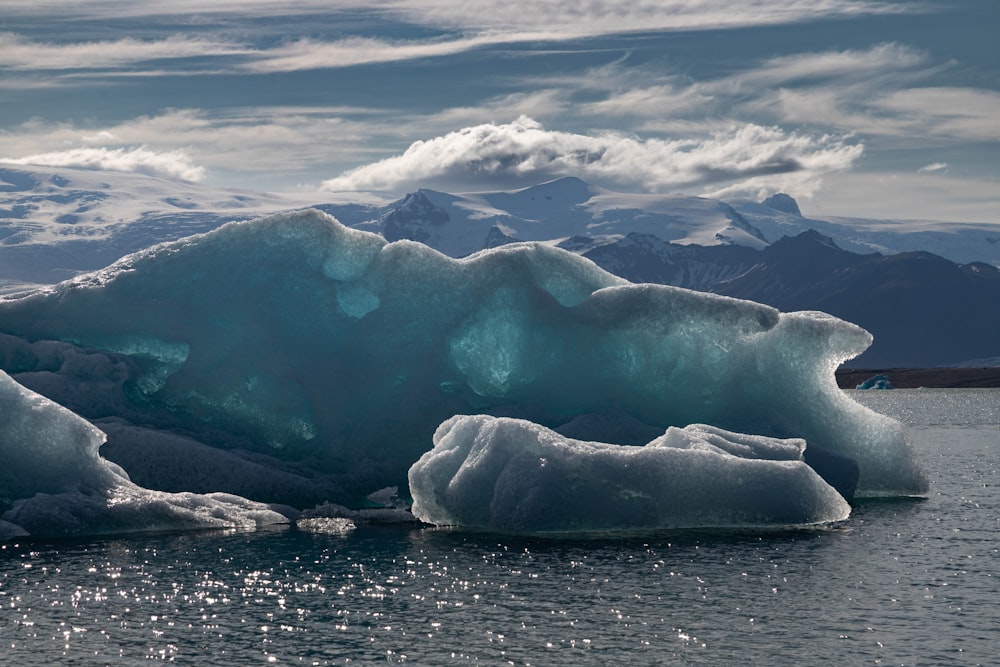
[2,389,998,665]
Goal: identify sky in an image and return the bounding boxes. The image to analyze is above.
[1,0,997,222]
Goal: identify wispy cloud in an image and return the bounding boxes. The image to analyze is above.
[3,0,916,33]
[0,2,921,75]
[871,87,1000,141]
[1,147,207,181]
[773,86,1000,142]
[321,116,862,197]
[808,171,1000,223]
[393,0,917,36]
[239,33,564,73]
[573,43,1000,146]
[0,108,394,181]
[917,162,948,173]
[581,43,931,119]
[0,32,251,70]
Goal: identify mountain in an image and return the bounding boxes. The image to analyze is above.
[359,177,1000,269]
[715,232,1000,367]
[732,198,1000,266]
[3,166,998,366]
[354,177,770,258]
[583,229,1000,367]
[578,232,759,291]
[0,163,379,291]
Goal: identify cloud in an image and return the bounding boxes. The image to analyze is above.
[2,147,207,181]
[728,42,929,88]
[3,1,915,34]
[239,33,563,73]
[871,88,1000,141]
[575,44,1000,148]
[0,108,397,185]
[383,0,916,34]
[0,32,251,70]
[0,2,920,75]
[806,171,1000,224]
[581,43,931,120]
[917,162,949,173]
[236,3,918,73]
[321,116,862,197]
[773,86,1000,142]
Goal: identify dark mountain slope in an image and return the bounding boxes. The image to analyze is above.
[581,229,1000,367]
[714,232,1000,367]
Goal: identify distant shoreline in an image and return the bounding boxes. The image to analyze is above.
[836,367,1000,389]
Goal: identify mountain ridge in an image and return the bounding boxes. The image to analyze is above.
[2,166,998,367]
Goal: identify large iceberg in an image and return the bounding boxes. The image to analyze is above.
[0,209,928,535]
[0,368,288,540]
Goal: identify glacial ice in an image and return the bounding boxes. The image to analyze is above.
[0,209,929,536]
[409,416,851,532]
[0,368,289,539]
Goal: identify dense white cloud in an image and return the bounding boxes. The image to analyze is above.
[2,147,206,181]
[321,116,862,196]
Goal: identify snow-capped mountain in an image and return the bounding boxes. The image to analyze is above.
[731,198,1000,266]
[2,165,998,366]
[356,177,769,258]
[0,164,379,290]
[356,177,1000,269]
[4,165,998,289]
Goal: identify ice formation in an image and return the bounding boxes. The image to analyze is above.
[0,369,289,540]
[0,209,928,536]
[409,416,851,532]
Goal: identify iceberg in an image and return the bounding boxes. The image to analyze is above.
[0,209,928,536]
[856,374,894,390]
[0,369,289,539]
[409,416,851,533]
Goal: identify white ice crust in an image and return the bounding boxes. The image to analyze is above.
[409,416,851,532]
[0,369,288,539]
[0,210,928,537]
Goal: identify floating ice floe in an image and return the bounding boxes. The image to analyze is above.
[409,416,851,533]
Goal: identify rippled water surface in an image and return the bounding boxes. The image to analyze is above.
[3,390,998,665]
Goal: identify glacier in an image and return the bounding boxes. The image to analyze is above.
[0,209,928,537]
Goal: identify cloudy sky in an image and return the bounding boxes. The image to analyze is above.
[1,0,997,221]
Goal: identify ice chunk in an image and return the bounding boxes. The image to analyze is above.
[0,210,928,509]
[856,374,893,390]
[0,369,289,539]
[408,415,851,532]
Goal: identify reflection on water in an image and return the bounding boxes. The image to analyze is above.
[2,390,998,665]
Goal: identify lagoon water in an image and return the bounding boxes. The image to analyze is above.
[2,389,998,665]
